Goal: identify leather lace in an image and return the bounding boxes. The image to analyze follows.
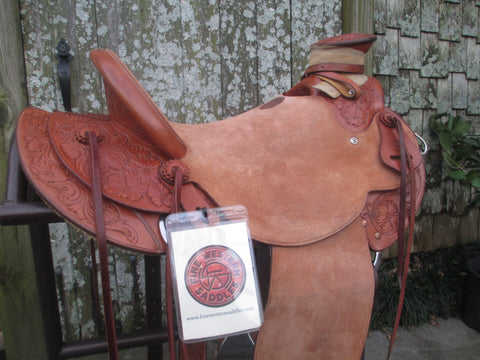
[88,131,119,360]
[387,120,417,359]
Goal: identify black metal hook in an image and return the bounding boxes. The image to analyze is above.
[56,38,73,112]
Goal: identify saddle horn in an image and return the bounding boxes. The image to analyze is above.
[89,49,186,159]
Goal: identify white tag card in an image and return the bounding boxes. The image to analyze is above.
[165,206,263,342]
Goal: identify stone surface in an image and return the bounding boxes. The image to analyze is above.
[365,318,480,360]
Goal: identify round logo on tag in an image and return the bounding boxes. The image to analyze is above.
[185,245,246,307]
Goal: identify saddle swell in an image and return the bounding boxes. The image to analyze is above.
[16,33,426,360]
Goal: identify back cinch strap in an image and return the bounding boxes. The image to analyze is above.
[87,131,119,360]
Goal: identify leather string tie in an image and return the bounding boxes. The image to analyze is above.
[163,167,186,360]
[387,120,417,359]
[87,131,119,360]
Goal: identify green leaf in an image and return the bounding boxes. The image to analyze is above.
[467,171,479,181]
[439,132,454,151]
[452,120,471,138]
[447,114,457,130]
[454,144,475,160]
[442,151,458,168]
[470,177,480,188]
[461,138,480,147]
[430,117,447,134]
[431,113,448,121]
[448,169,467,180]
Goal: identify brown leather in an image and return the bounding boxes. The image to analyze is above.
[17,109,167,253]
[90,49,186,160]
[303,63,365,75]
[310,33,377,55]
[88,131,119,360]
[16,34,426,360]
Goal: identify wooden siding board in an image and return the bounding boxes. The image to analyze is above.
[449,37,467,73]
[65,227,104,340]
[412,215,434,253]
[452,73,468,110]
[432,213,461,249]
[49,223,81,342]
[466,37,480,79]
[139,1,184,122]
[373,29,399,76]
[219,1,258,117]
[399,0,420,37]
[468,79,480,114]
[459,209,480,243]
[421,184,444,215]
[437,74,453,113]
[389,70,410,114]
[374,0,387,34]
[421,0,439,33]
[462,0,479,37]
[439,1,462,41]
[405,108,424,135]
[386,0,403,29]
[112,251,146,333]
[399,36,421,69]
[111,248,147,334]
[420,33,450,78]
[180,0,222,123]
[21,0,59,110]
[444,178,471,215]
[410,71,437,109]
[256,1,292,102]
[422,109,441,151]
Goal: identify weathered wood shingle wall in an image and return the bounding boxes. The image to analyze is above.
[373,0,480,252]
[18,0,343,344]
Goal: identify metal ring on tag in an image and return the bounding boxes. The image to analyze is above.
[415,133,428,156]
[373,251,383,271]
[159,216,168,243]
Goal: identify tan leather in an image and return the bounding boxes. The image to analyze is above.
[172,95,401,246]
[254,219,374,360]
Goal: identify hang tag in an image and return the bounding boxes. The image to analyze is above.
[165,205,263,342]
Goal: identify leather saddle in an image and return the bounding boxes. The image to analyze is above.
[16,34,425,359]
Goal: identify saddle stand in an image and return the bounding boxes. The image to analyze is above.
[16,33,425,360]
